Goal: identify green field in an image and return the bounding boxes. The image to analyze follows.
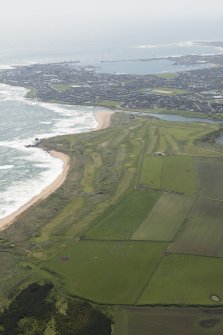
[151,87,188,95]
[138,254,223,305]
[86,190,160,240]
[161,156,197,194]
[140,156,163,188]
[45,241,167,304]
[140,155,197,194]
[168,198,223,256]
[132,193,195,241]
[51,83,71,92]
[155,73,178,79]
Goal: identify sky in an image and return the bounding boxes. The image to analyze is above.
[0,0,223,48]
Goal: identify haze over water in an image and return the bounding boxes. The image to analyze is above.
[0,41,222,74]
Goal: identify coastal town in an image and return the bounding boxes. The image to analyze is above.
[0,53,223,117]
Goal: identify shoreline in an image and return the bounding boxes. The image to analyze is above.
[0,110,114,231]
[94,110,114,130]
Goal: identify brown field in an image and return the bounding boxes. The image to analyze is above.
[113,307,223,335]
[196,157,223,200]
[132,193,195,241]
[168,198,223,256]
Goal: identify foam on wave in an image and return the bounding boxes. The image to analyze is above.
[0,83,102,220]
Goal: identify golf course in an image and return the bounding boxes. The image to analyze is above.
[1,112,223,334]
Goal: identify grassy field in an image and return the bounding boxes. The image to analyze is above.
[161,156,197,194]
[138,254,223,305]
[140,155,197,194]
[132,193,195,241]
[51,83,71,92]
[113,307,223,335]
[151,87,188,95]
[86,190,160,240]
[140,156,163,189]
[45,241,167,304]
[168,198,223,257]
[155,73,178,79]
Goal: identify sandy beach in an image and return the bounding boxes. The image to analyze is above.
[94,110,114,130]
[0,111,114,230]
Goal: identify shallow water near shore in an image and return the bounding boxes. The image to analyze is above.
[0,84,103,220]
[144,112,223,124]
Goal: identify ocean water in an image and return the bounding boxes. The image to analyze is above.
[95,41,219,74]
[0,84,100,220]
[0,40,222,73]
[0,39,223,222]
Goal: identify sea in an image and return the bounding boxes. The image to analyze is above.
[0,40,222,221]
